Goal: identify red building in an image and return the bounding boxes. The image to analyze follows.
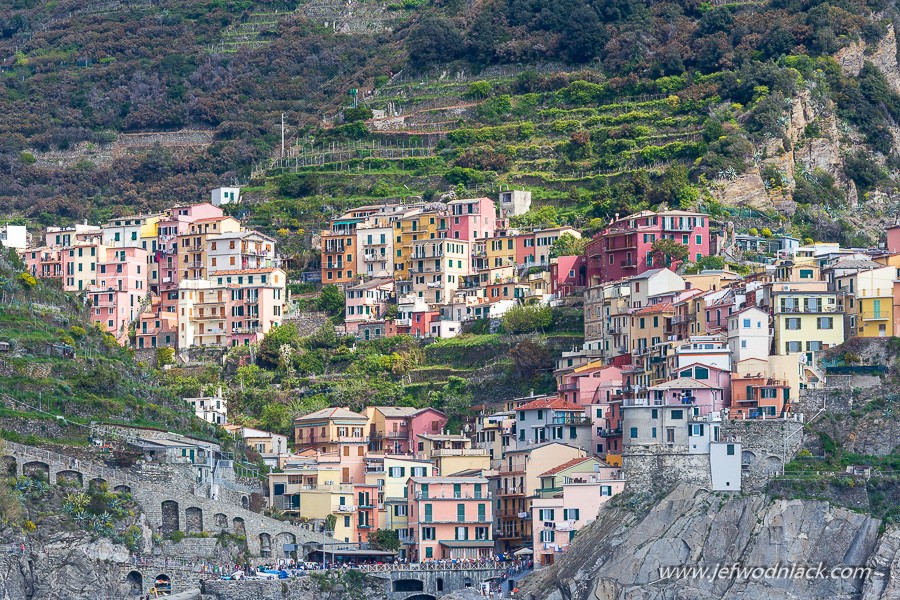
[550,255,586,298]
[585,210,710,286]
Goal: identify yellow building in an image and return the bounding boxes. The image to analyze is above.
[179,216,241,281]
[394,210,449,281]
[486,235,517,269]
[267,459,358,541]
[835,266,895,338]
[629,302,674,392]
[416,434,490,476]
[294,407,369,457]
[772,291,844,363]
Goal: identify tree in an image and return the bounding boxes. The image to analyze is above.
[502,303,553,334]
[317,285,345,316]
[259,403,292,436]
[368,529,401,552]
[258,324,301,368]
[550,233,587,258]
[156,347,175,368]
[685,255,725,274]
[650,239,689,267]
[509,339,552,379]
[405,14,463,70]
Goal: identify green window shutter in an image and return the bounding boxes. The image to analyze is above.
[457,503,465,522]
[425,504,432,522]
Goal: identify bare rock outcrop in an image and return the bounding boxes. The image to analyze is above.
[518,484,890,600]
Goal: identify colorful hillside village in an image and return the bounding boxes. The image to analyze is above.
[13,187,900,567]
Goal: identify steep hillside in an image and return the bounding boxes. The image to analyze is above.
[0,250,209,444]
[1,0,898,254]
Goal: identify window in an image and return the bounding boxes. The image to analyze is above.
[563,508,580,521]
[694,366,709,380]
[727,444,735,456]
[455,526,468,540]
[477,503,486,521]
[457,503,465,521]
[425,547,433,559]
[388,466,406,478]
[671,410,684,420]
[817,317,833,329]
[786,341,802,353]
[743,318,751,328]
[785,318,801,330]
[540,530,555,543]
[422,527,435,540]
[424,504,432,522]
[696,235,702,245]
[393,505,408,517]
[630,427,638,439]
[538,509,555,521]
[344,516,351,528]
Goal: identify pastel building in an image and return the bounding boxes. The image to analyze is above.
[448,197,497,241]
[772,290,844,364]
[364,406,448,455]
[88,246,149,342]
[585,210,710,285]
[406,476,493,561]
[135,308,177,349]
[531,457,625,566]
[726,307,771,362]
[156,203,224,311]
[345,278,395,334]
[179,216,242,281]
[513,397,593,452]
[549,256,586,298]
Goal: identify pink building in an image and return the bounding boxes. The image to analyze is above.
[558,364,623,406]
[448,197,497,241]
[410,310,440,339]
[647,375,729,416]
[585,210,710,286]
[365,406,448,455]
[550,255,586,298]
[532,459,625,566]
[135,305,178,350]
[887,225,900,254]
[156,203,224,312]
[345,278,394,334]
[22,247,62,281]
[89,246,149,343]
[406,476,493,561]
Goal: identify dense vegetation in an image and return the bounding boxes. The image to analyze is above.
[0,0,898,255]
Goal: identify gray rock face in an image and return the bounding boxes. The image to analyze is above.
[518,485,894,600]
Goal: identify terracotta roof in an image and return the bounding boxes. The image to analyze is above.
[295,407,367,422]
[539,457,595,478]
[212,268,280,275]
[515,397,584,412]
[633,302,673,315]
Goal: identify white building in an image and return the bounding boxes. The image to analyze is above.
[0,225,27,250]
[498,190,532,217]
[185,390,228,425]
[211,187,240,207]
[726,307,771,362]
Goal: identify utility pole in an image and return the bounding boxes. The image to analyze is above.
[281,113,285,159]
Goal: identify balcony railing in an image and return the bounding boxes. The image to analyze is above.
[777,305,838,314]
[429,448,489,457]
[597,427,623,437]
[550,415,591,425]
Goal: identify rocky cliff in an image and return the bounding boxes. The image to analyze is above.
[518,484,899,600]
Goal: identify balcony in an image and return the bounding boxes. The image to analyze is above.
[336,505,357,513]
[550,415,591,425]
[429,448,490,458]
[661,224,694,232]
[499,486,526,496]
[497,509,530,519]
[621,261,637,269]
[371,430,408,440]
[558,382,577,392]
[597,427,623,437]
[670,314,696,325]
[777,305,838,314]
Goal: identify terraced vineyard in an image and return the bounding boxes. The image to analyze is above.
[264,69,716,216]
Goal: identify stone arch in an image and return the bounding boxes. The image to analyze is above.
[404,595,437,600]
[276,532,296,556]
[22,461,49,481]
[185,507,203,534]
[114,484,132,495]
[214,513,228,530]
[1,455,16,476]
[56,469,83,487]
[232,517,246,537]
[88,477,107,491]
[741,450,756,466]
[764,455,783,474]
[241,495,249,509]
[161,500,180,535]
[125,570,143,596]
[437,577,444,592]
[464,577,473,587]
[153,574,171,594]
[259,533,272,558]
[393,580,425,592]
